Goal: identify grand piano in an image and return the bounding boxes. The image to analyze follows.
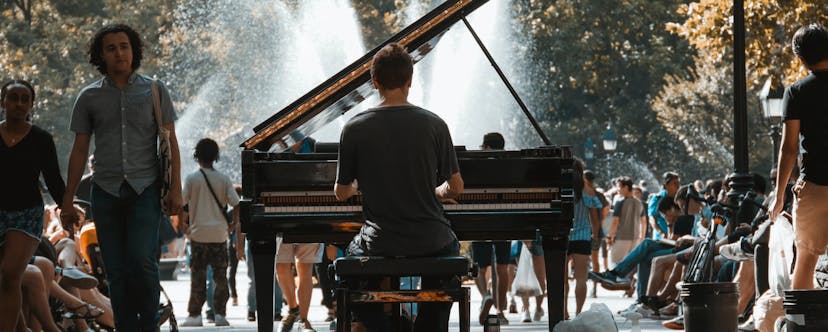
[239,1,574,331]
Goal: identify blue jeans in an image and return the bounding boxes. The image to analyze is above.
[347,240,460,332]
[91,181,161,331]
[245,241,283,314]
[612,239,673,299]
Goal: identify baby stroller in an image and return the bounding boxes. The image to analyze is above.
[78,222,178,330]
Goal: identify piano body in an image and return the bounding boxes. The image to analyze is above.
[239,1,574,331]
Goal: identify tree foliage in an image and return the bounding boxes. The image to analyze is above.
[656,0,828,179]
[511,0,698,181]
[667,0,828,87]
[1,0,821,185]
[0,0,175,171]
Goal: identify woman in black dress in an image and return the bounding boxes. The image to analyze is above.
[0,79,66,331]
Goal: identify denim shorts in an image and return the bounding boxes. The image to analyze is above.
[0,205,44,246]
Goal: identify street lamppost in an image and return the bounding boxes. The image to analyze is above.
[584,137,595,169]
[759,76,785,166]
[602,125,618,153]
[727,0,753,203]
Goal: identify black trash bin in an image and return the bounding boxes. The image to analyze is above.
[681,282,739,332]
[783,289,828,331]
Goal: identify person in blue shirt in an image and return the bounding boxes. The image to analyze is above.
[647,172,680,239]
[564,158,602,317]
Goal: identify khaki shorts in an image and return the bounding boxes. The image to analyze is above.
[609,240,635,269]
[792,180,828,256]
[276,243,323,264]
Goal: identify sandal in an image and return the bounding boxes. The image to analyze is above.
[64,302,105,320]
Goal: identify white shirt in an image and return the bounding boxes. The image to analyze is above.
[183,167,240,243]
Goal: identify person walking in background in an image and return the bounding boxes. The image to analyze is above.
[234,203,285,323]
[60,24,183,330]
[471,132,512,325]
[770,23,828,290]
[1,79,66,332]
[180,138,240,327]
[607,177,646,268]
[564,159,602,318]
[228,184,242,308]
[276,134,322,332]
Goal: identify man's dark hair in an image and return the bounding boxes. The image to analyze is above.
[752,173,767,195]
[573,158,585,203]
[676,184,691,203]
[662,171,679,186]
[583,170,596,183]
[194,138,220,163]
[657,195,679,214]
[371,43,413,89]
[88,24,144,75]
[705,179,723,197]
[1,79,35,103]
[617,176,633,191]
[482,132,505,150]
[792,23,828,66]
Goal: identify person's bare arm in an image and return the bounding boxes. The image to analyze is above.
[229,205,239,234]
[649,215,665,238]
[608,216,620,245]
[165,123,183,215]
[436,172,464,199]
[179,211,189,235]
[235,216,245,261]
[334,179,358,201]
[639,215,648,243]
[589,205,601,243]
[60,134,91,227]
[770,120,799,221]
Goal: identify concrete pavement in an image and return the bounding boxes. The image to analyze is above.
[159,262,676,331]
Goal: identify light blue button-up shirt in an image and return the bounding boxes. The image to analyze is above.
[70,73,176,197]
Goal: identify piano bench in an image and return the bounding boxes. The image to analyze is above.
[333,255,472,277]
[332,256,472,332]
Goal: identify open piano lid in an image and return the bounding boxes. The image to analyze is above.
[241,0,489,152]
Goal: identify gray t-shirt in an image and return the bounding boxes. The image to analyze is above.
[70,73,176,197]
[336,105,459,257]
[612,196,644,241]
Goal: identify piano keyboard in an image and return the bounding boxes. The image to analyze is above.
[264,202,555,213]
[260,187,560,213]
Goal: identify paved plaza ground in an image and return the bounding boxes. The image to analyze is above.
[159,262,674,331]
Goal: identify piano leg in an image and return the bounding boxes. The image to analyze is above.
[541,235,569,331]
[249,236,278,332]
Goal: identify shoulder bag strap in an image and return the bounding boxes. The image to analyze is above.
[200,169,231,223]
[150,80,163,130]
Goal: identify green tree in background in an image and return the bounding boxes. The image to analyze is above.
[1,0,823,186]
[511,0,698,182]
[0,0,175,173]
[657,0,828,180]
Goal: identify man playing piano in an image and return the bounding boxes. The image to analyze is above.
[334,42,464,332]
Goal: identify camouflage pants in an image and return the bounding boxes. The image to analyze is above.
[189,241,229,316]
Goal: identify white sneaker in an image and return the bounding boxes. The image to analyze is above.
[619,303,657,319]
[214,314,230,326]
[180,315,203,327]
[521,309,532,323]
[534,307,545,321]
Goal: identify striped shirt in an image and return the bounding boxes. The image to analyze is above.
[569,193,603,241]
